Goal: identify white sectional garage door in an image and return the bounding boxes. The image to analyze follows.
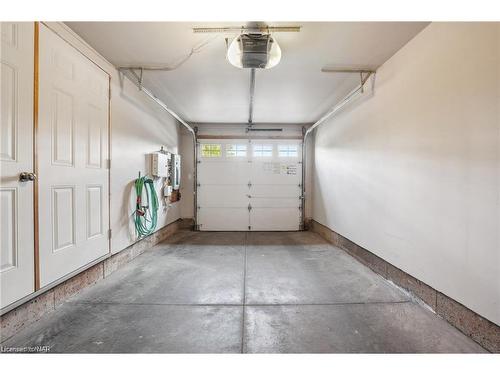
[197,139,302,231]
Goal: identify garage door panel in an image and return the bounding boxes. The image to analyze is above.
[250,162,301,185]
[250,208,300,231]
[198,208,248,231]
[251,184,301,198]
[198,161,250,185]
[250,197,300,208]
[198,185,248,207]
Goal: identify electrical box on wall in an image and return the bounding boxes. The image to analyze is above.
[151,152,171,178]
[171,154,181,190]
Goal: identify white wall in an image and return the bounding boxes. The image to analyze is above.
[313,23,500,325]
[49,23,182,255]
[109,77,181,253]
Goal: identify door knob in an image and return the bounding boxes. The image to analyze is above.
[19,172,37,182]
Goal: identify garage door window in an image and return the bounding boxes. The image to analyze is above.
[201,144,222,157]
[253,144,273,157]
[278,145,299,157]
[226,144,247,157]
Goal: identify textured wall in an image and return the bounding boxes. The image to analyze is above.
[313,23,500,325]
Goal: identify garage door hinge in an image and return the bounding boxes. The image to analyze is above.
[248,203,252,211]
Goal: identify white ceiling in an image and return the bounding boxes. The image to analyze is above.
[66,22,428,124]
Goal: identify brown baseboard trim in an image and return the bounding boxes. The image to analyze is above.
[308,219,500,353]
[0,219,193,343]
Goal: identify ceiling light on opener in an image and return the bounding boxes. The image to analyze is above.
[227,33,281,69]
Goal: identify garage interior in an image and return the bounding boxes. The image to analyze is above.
[0,21,499,354]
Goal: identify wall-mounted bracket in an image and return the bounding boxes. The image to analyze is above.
[321,68,376,93]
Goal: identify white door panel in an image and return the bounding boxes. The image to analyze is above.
[197,139,302,231]
[198,207,248,231]
[38,25,109,287]
[198,160,250,184]
[0,22,35,308]
[250,208,301,231]
[251,184,301,198]
[198,184,249,208]
[250,197,301,208]
[250,161,301,185]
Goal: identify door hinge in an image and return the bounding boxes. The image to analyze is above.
[108,229,112,239]
[106,159,111,169]
[247,181,252,188]
[247,203,252,211]
[248,225,251,230]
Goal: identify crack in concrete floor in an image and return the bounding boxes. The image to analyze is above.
[2,231,487,353]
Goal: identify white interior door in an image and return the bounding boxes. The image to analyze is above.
[196,139,302,231]
[38,24,109,287]
[0,22,35,308]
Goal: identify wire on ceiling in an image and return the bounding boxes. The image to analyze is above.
[119,34,220,72]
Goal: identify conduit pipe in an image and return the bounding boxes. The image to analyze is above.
[120,68,198,228]
[301,71,375,229]
[248,68,256,125]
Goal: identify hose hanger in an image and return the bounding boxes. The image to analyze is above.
[134,174,159,238]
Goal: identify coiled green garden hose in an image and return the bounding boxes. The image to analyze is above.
[134,176,158,237]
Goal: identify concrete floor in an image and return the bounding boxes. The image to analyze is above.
[3,231,486,353]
